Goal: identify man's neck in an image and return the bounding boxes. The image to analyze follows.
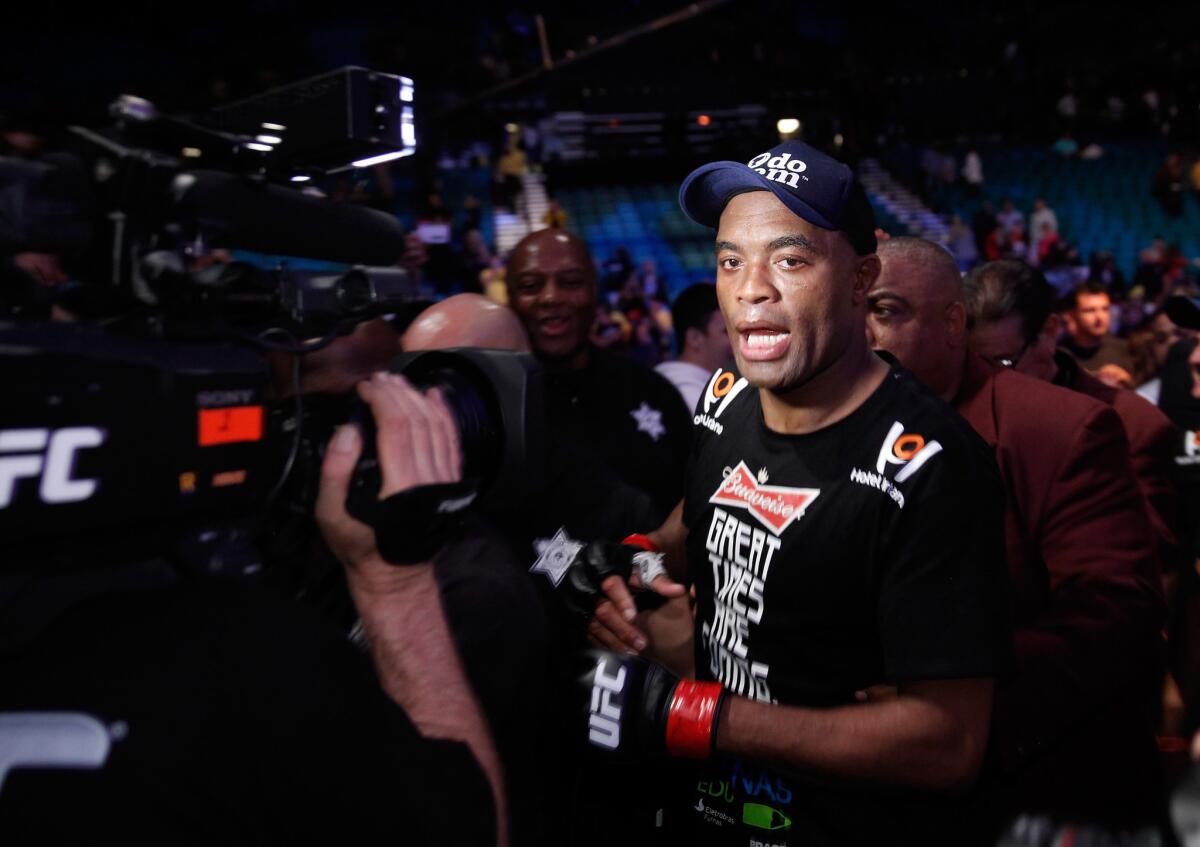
[939,349,970,403]
[1068,332,1102,352]
[538,346,591,373]
[759,340,889,435]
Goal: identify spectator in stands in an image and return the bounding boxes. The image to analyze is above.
[1137,307,1191,403]
[945,215,979,271]
[637,258,665,303]
[504,229,691,521]
[996,198,1024,235]
[454,197,492,294]
[480,255,508,305]
[1154,152,1187,218]
[611,273,666,368]
[542,197,568,230]
[653,282,730,411]
[1089,250,1127,294]
[1142,236,1169,268]
[1029,198,1059,243]
[495,139,528,214]
[1061,280,1136,384]
[1006,219,1029,261]
[972,199,998,258]
[868,239,1166,833]
[962,149,984,196]
[1037,233,1084,296]
[984,222,1008,262]
[600,246,635,298]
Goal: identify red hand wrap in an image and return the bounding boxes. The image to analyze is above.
[622,533,660,553]
[664,680,724,759]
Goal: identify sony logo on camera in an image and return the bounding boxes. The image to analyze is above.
[0,427,106,508]
[195,389,257,408]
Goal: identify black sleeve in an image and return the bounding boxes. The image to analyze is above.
[649,374,696,523]
[876,440,1012,682]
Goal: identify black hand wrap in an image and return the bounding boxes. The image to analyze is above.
[352,480,478,565]
[561,542,641,617]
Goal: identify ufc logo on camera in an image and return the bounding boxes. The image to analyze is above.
[0,427,105,508]
[587,656,628,751]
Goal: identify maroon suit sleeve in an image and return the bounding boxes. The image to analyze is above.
[993,404,1165,768]
[1114,391,1181,571]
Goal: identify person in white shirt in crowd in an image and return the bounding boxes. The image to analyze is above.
[962,149,984,196]
[654,282,732,411]
[1030,197,1059,243]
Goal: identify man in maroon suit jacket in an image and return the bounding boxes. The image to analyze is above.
[868,238,1165,831]
[964,259,1180,577]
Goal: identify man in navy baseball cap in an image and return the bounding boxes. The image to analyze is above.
[679,139,878,255]
[576,137,1007,844]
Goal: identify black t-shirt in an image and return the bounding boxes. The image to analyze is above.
[0,578,492,845]
[544,349,692,523]
[675,361,1009,846]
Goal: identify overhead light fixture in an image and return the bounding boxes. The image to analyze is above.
[697,114,712,126]
[352,149,415,168]
[181,147,202,158]
[246,142,274,152]
[261,122,287,131]
[290,174,312,182]
[255,134,283,145]
[776,118,800,135]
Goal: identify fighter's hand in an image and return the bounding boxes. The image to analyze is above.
[585,558,685,655]
[316,372,461,588]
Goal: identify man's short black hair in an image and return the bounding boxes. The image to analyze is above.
[963,260,1057,343]
[671,282,720,355]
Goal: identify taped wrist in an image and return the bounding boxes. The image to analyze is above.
[621,533,661,553]
[362,480,478,565]
[663,680,727,759]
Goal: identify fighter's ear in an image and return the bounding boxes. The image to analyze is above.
[852,254,882,304]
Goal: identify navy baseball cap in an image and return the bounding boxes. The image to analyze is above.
[679,140,877,255]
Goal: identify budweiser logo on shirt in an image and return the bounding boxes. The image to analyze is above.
[709,461,819,536]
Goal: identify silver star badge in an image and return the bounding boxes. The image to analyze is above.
[630,402,665,442]
[530,527,584,587]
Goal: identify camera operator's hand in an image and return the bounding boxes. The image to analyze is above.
[315,372,509,846]
[316,371,462,585]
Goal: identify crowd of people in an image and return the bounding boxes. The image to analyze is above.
[10,120,1200,847]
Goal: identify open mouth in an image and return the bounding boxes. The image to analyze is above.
[739,329,791,361]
